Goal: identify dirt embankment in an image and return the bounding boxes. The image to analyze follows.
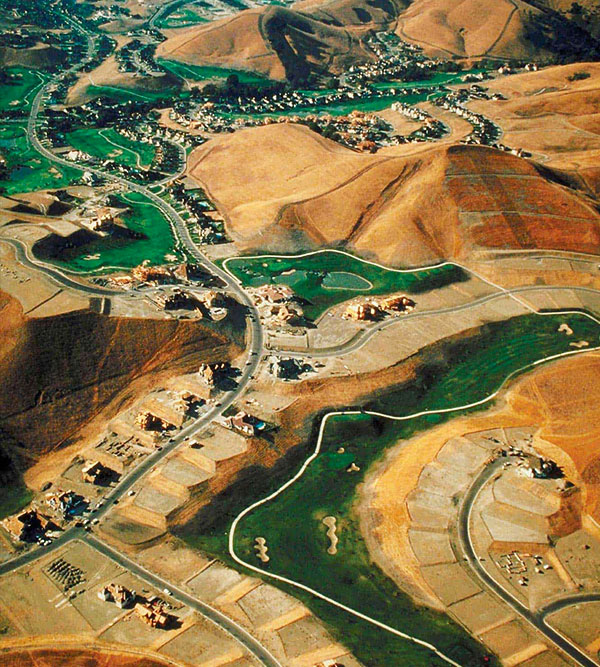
[360,351,600,607]
[0,290,245,458]
[188,124,600,266]
[0,647,171,666]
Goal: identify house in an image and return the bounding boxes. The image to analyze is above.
[135,600,169,628]
[256,284,295,304]
[376,295,415,313]
[82,460,109,484]
[98,583,135,608]
[344,303,382,321]
[89,207,114,231]
[228,411,265,437]
[48,490,84,518]
[5,510,57,542]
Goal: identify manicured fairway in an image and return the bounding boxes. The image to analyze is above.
[222,250,467,319]
[41,191,181,273]
[66,128,156,168]
[155,6,209,28]
[183,311,600,667]
[86,85,184,103]
[0,67,47,112]
[0,124,79,195]
[158,59,272,85]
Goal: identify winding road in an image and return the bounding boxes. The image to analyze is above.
[2,7,600,667]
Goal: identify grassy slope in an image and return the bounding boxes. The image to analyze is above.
[66,128,156,168]
[43,191,182,273]
[181,311,600,667]
[158,59,272,85]
[0,67,47,112]
[0,124,79,195]
[223,251,468,319]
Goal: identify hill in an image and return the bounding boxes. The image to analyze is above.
[156,5,378,84]
[157,0,600,83]
[468,62,600,193]
[188,123,600,266]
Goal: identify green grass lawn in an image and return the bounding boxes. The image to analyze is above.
[0,67,47,112]
[158,59,272,85]
[0,124,80,195]
[66,128,156,168]
[182,311,600,667]
[40,191,184,273]
[222,250,468,319]
[86,85,184,103]
[155,6,209,27]
[0,480,32,521]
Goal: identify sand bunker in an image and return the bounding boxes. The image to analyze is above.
[558,323,573,335]
[569,340,589,348]
[254,536,270,563]
[323,516,339,555]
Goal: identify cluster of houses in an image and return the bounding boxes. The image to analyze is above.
[345,33,447,87]
[166,181,228,245]
[105,261,223,290]
[344,295,416,321]
[98,584,172,628]
[250,284,304,325]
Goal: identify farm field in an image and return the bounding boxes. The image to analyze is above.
[42,191,181,273]
[0,67,47,112]
[66,128,156,169]
[184,311,599,667]
[222,250,467,319]
[0,124,79,195]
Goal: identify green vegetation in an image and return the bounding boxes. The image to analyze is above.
[66,128,156,168]
[154,6,208,28]
[42,191,183,273]
[567,70,591,81]
[158,59,272,85]
[0,67,47,112]
[222,251,467,319]
[86,85,184,103]
[0,124,79,195]
[182,311,600,667]
[0,481,33,521]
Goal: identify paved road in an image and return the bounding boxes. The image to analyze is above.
[4,12,271,665]
[85,536,281,667]
[457,461,600,667]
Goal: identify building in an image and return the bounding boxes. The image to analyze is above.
[376,295,415,312]
[135,600,169,628]
[48,490,85,518]
[5,510,57,542]
[228,411,265,437]
[136,411,172,432]
[89,207,114,231]
[269,356,304,380]
[82,460,109,484]
[344,303,382,321]
[256,284,295,304]
[98,583,135,608]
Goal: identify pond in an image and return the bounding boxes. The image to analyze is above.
[322,271,372,290]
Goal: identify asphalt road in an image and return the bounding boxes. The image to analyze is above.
[85,536,282,667]
[6,9,598,667]
[458,461,600,667]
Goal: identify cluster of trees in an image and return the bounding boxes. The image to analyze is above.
[202,74,287,100]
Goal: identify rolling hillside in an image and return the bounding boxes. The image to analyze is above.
[188,123,600,266]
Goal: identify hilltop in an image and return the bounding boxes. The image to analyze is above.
[157,0,600,84]
[188,123,600,266]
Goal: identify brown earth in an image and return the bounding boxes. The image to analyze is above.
[361,351,600,607]
[188,123,600,266]
[0,290,244,460]
[0,44,66,69]
[156,0,599,81]
[470,62,600,194]
[0,647,171,666]
[66,56,181,105]
[156,4,378,83]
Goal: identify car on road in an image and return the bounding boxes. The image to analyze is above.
[163,588,172,596]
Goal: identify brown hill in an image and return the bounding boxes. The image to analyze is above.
[0,43,66,69]
[158,0,600,82]
[468,62,600,193]
[0,290,244,455]
[156,3,384,83]
[188,123,600,265]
